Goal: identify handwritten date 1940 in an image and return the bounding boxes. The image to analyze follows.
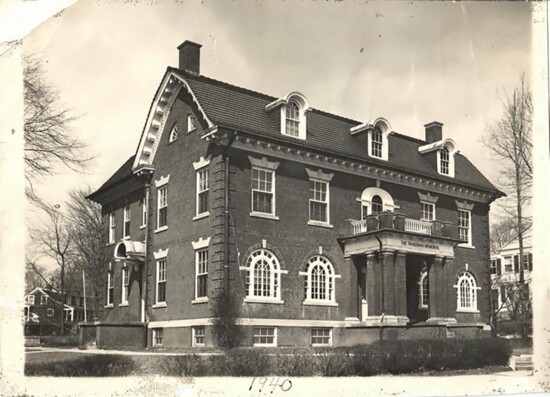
[248,377,292,393]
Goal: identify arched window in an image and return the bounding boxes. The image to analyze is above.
[361,187,395,218]
[169,124,178,143]
[440,147,450,175]
[455,271,478,311]
[300,256,340,305]
[285,101,300,137]
[242,249,284,301]
[418,268,429,309]
[371,126,383,158]
[371,195,383,214]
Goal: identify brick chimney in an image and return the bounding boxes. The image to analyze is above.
[424,121,443,143]
[177,40,202,75]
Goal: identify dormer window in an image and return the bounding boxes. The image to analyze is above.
[187,114,197,133]
[265,92,309,140]
[350,117,391,161]
[169,124,178,142]
[440,147,450,175]
[418,124,458,178]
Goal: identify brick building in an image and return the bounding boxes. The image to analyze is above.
[84,41,504,349]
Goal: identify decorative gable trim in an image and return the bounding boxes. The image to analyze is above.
[418,138,457,154]
[305,168,334,182]
[153,248,169,260]
[193,156,211,170]
[417,192,439,204]
[154,174,170,188]
[191,236,211,250]
[455,200,474,211]
[132,70,214,171]
[248,155,280,170]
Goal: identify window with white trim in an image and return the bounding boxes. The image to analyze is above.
[361,187,395,218]
[311,328,332,346]
[302,256,338,304]
[421,202,435,221]
[524,253,533,271]
[107,268,114,306]
[26,295,35,305]
[458,209,471,245]
[504,256,513,273]
[252,168,275,215]
[108,212,115,244]
[169,124,178,142]
[371,126,383,158]
[121,267,129,305]
[309,180,329,223]
[40,295,47,305]
[195,249,208,299]
[192,326,205,347]
[47,308,54,317]
[490,258,500,275]
[243,249,283,300]
[455,271,478,311]
[196,167,209,216]
[418,268,429,309]
[440,147,450,175]
[123,205,130,238]
[285,101,300,137]
[157,186,168,229]
[153,328,163,346]
[156,259,167,304]
[187,114,196,133]
[253,327,276,347]
[141,198,147,228]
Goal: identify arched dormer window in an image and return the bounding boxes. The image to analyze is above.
[265,92,310,140]
[418,268,429,309]
[169,124,178,143]
[350,117,391,161]
[360,187,396,219]
[454,271,480,312]
[299,255,341,306]
[419,138,458,178]
[440,147,450,174]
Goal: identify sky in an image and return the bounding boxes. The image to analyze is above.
[22,0,533,213]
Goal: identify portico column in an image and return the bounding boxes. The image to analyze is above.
[442,256,455,320]
[428,256,443,319]
[381,250,396,315]
[366,252,379,316]
[394,251,407,317]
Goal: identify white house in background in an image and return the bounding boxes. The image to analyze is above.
[490,236,533,317]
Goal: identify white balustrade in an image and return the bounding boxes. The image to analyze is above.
[404,218,433,235]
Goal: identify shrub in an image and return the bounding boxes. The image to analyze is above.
[158,355,207,377]
[211,292,244,350]
[222,349,272,377]
[25,355,136,377]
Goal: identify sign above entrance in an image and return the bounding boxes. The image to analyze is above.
[401,240,440,252]
[344,232,455,257]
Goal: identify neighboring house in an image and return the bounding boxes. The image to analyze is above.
[85,40,504,349]
[24,287,91,336]
[490,236,533,318]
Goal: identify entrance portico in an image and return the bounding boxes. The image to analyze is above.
[340,212,462,327]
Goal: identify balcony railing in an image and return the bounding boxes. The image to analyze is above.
[344,212,456,239]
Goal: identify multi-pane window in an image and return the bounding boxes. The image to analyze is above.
[26,295,35,305]
[243,249,283,300]
[524,253,533,271]
[418,269,429,308]
[193,326,205,347]
[169,124,178,142]
[187,114,197,132]
[40,295,47,305]
[371,195,383,214]
[456,271,477,311]
[421,202,435,221]
[108,212,115,244]
[311,328,331,346]
[156,260,167,304]
[107,269,114,306]
[153,328,163,346]
[47,308,54,317]
[440,147,450,175]
[285,102,300,137]
[253,327,276,346]
[123,206,131,238]
[157,186,168,229]
[458,210,471,244]
[252,168,274,215]
[504,256,513,273]
[371,126,383,158]
[141,198,147,227]
[490,258,501,275]
[196,168,209,216]
[195,249,208,299]
[309,180,328,223]
[302,256,337,303]
[121,267,129,304]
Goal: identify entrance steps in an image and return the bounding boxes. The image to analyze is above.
[509,354,533,371]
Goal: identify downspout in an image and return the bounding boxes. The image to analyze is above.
[223,154,230,294]
[141,182,151,323]
[375,234,385,340]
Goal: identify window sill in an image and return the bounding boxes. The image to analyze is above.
[154,226,168,234]
[191,297,209,304]
[456,308,480,314]
[106,242,115,247]
[253,343,277,348]
[303,300,338,307]
[457,243,476,250]
[123,235,130,240]
[418,306,428,310]
[140,225,146,230]
[307,220,333,229]
[193,212,209,221]
[193,343,206,348]
[152,302,167,308]
[244,297,284,305]
[104,304,114,309]
[119,302,128,307]
[250,212,279,221]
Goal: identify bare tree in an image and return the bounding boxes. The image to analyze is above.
[490,218,518,255]
[484,76,532,283]
[23,55,93,187]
